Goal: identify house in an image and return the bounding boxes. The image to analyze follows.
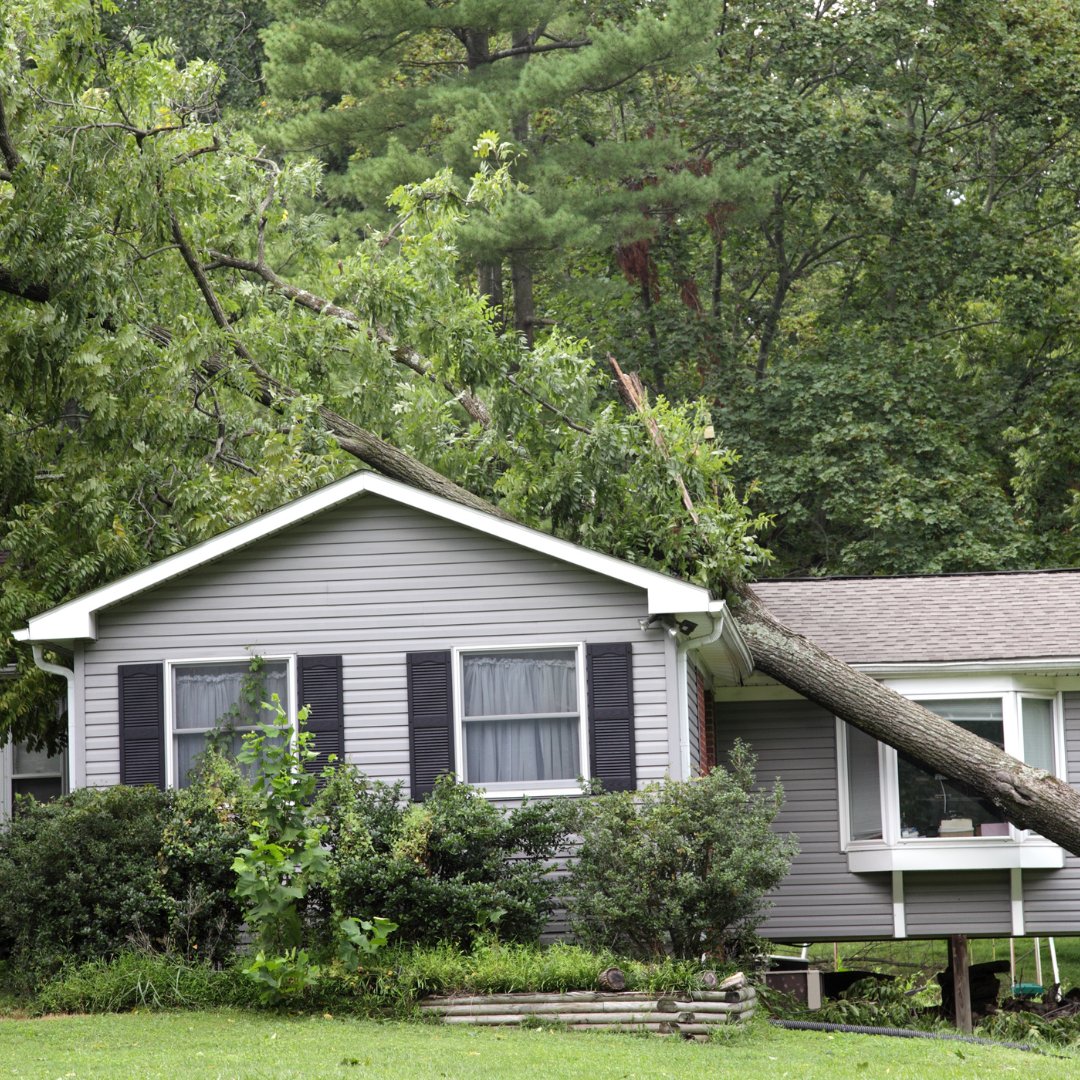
[715,572,1080,943]
[9,470,1080,944]
[9,471,748,808]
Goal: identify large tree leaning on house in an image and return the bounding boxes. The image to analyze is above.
[1,0,1079,853]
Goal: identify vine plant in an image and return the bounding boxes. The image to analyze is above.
[232,697,395,1002]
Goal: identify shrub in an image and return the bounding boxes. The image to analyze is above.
[0,785,171,988]
[0,753,256,989]
[314,771,575,948]
[566,741,797,960]
[158,749,257,963]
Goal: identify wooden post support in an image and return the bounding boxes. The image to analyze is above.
[950,935,973,1034]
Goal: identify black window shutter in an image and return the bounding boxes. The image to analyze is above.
[407,651,454,800]
[587,642,636,792]
[118,663,165,789]
[298,655,344,777]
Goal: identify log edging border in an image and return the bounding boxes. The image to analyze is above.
[418,972,755,1036]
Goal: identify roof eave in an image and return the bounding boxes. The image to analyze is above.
[18,472,712,643]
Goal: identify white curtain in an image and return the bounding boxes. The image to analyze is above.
[462,650,579,783]
[845,724,883,840]
[1022,698,1055,772]
[174,662,288,730]
[173,661,288,787]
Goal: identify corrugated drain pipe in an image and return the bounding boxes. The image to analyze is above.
[769,1018,1043,1054]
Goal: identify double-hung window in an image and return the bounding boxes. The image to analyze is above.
[455,645,586,794]
[169,658,290,788]
[841,690,1063,870]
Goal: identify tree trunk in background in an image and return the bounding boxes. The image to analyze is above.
[732,585,1080,856]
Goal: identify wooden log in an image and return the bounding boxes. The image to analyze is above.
[442,1011,693,1026]
[429,1000,680,1017]
[655,997,678,1013]
[597,967,626,992]
[719,972,748,991]
[700,970,719,989]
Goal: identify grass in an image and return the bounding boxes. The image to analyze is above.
[0,1009,1073,1079]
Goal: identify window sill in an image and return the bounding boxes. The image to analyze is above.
[471,783,585,800]
[846,841,1064,873]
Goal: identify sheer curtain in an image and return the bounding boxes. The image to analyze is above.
[1022,697,1055,772]
[462,650,579,783]
[173,661,288,786]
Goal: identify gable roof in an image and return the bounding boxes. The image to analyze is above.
[14,471,715,645]
[753,570,1080,667]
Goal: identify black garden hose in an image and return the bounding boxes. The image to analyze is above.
[769,1017,1041,1053]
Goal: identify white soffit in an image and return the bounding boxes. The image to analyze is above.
[17,471,711,643]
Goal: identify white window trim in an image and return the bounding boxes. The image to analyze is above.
[837,687,1067,872]
[2,740,67,818]
[163,654,297,789]
[451,642,589,800]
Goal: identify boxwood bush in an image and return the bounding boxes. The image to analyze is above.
[566,741,797,960]
[313,771,575,949]
[0,751,254,989]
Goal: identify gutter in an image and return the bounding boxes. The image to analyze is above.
[677,608,728,779]
[29,646,75,794]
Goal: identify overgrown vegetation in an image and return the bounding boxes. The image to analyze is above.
[568,742,796,960]
[312,770,575,951]
[0,753,254,991]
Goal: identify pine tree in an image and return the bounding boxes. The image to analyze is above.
[262,0,758,342]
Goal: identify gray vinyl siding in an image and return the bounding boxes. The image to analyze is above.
[80,495,674,794]
[903,872,1012,937]
[715,698,894,941]
[1022,691,1080,933]
[687,657,701,776]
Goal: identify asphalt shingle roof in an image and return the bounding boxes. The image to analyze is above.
[752,570,1080,665]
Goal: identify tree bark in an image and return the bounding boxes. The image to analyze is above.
[732,585,1080,856]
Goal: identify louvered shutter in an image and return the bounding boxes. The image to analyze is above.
[407,651,454,800]
[587,642,636,792]
[298,655,344,778]
[119,663,165,789]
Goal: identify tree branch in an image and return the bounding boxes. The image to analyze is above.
[205,248,499,428]
[0,86,20,176]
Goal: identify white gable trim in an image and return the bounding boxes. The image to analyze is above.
[15,471,712,643]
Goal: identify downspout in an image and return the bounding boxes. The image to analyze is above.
[678,611,726,780]
[30,646,75,794]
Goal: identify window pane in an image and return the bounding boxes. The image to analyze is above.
[465,716,581,783]
[13,742,63,775]
[1022,698,1055,773]
[174,661,288,730]
[173,660,289,788]
[462,650,577,717]
[13,776,62,808]
[898,699,1005,837]
[845,724,882,840]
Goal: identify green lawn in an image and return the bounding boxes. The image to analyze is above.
[0,1010,1072,1080]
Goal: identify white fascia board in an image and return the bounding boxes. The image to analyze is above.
[19,471,710,642]
[857,658,1080,676]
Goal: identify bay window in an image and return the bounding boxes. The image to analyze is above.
[840,690,1064,870]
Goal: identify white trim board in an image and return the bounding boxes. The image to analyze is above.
[14,472,714,644]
